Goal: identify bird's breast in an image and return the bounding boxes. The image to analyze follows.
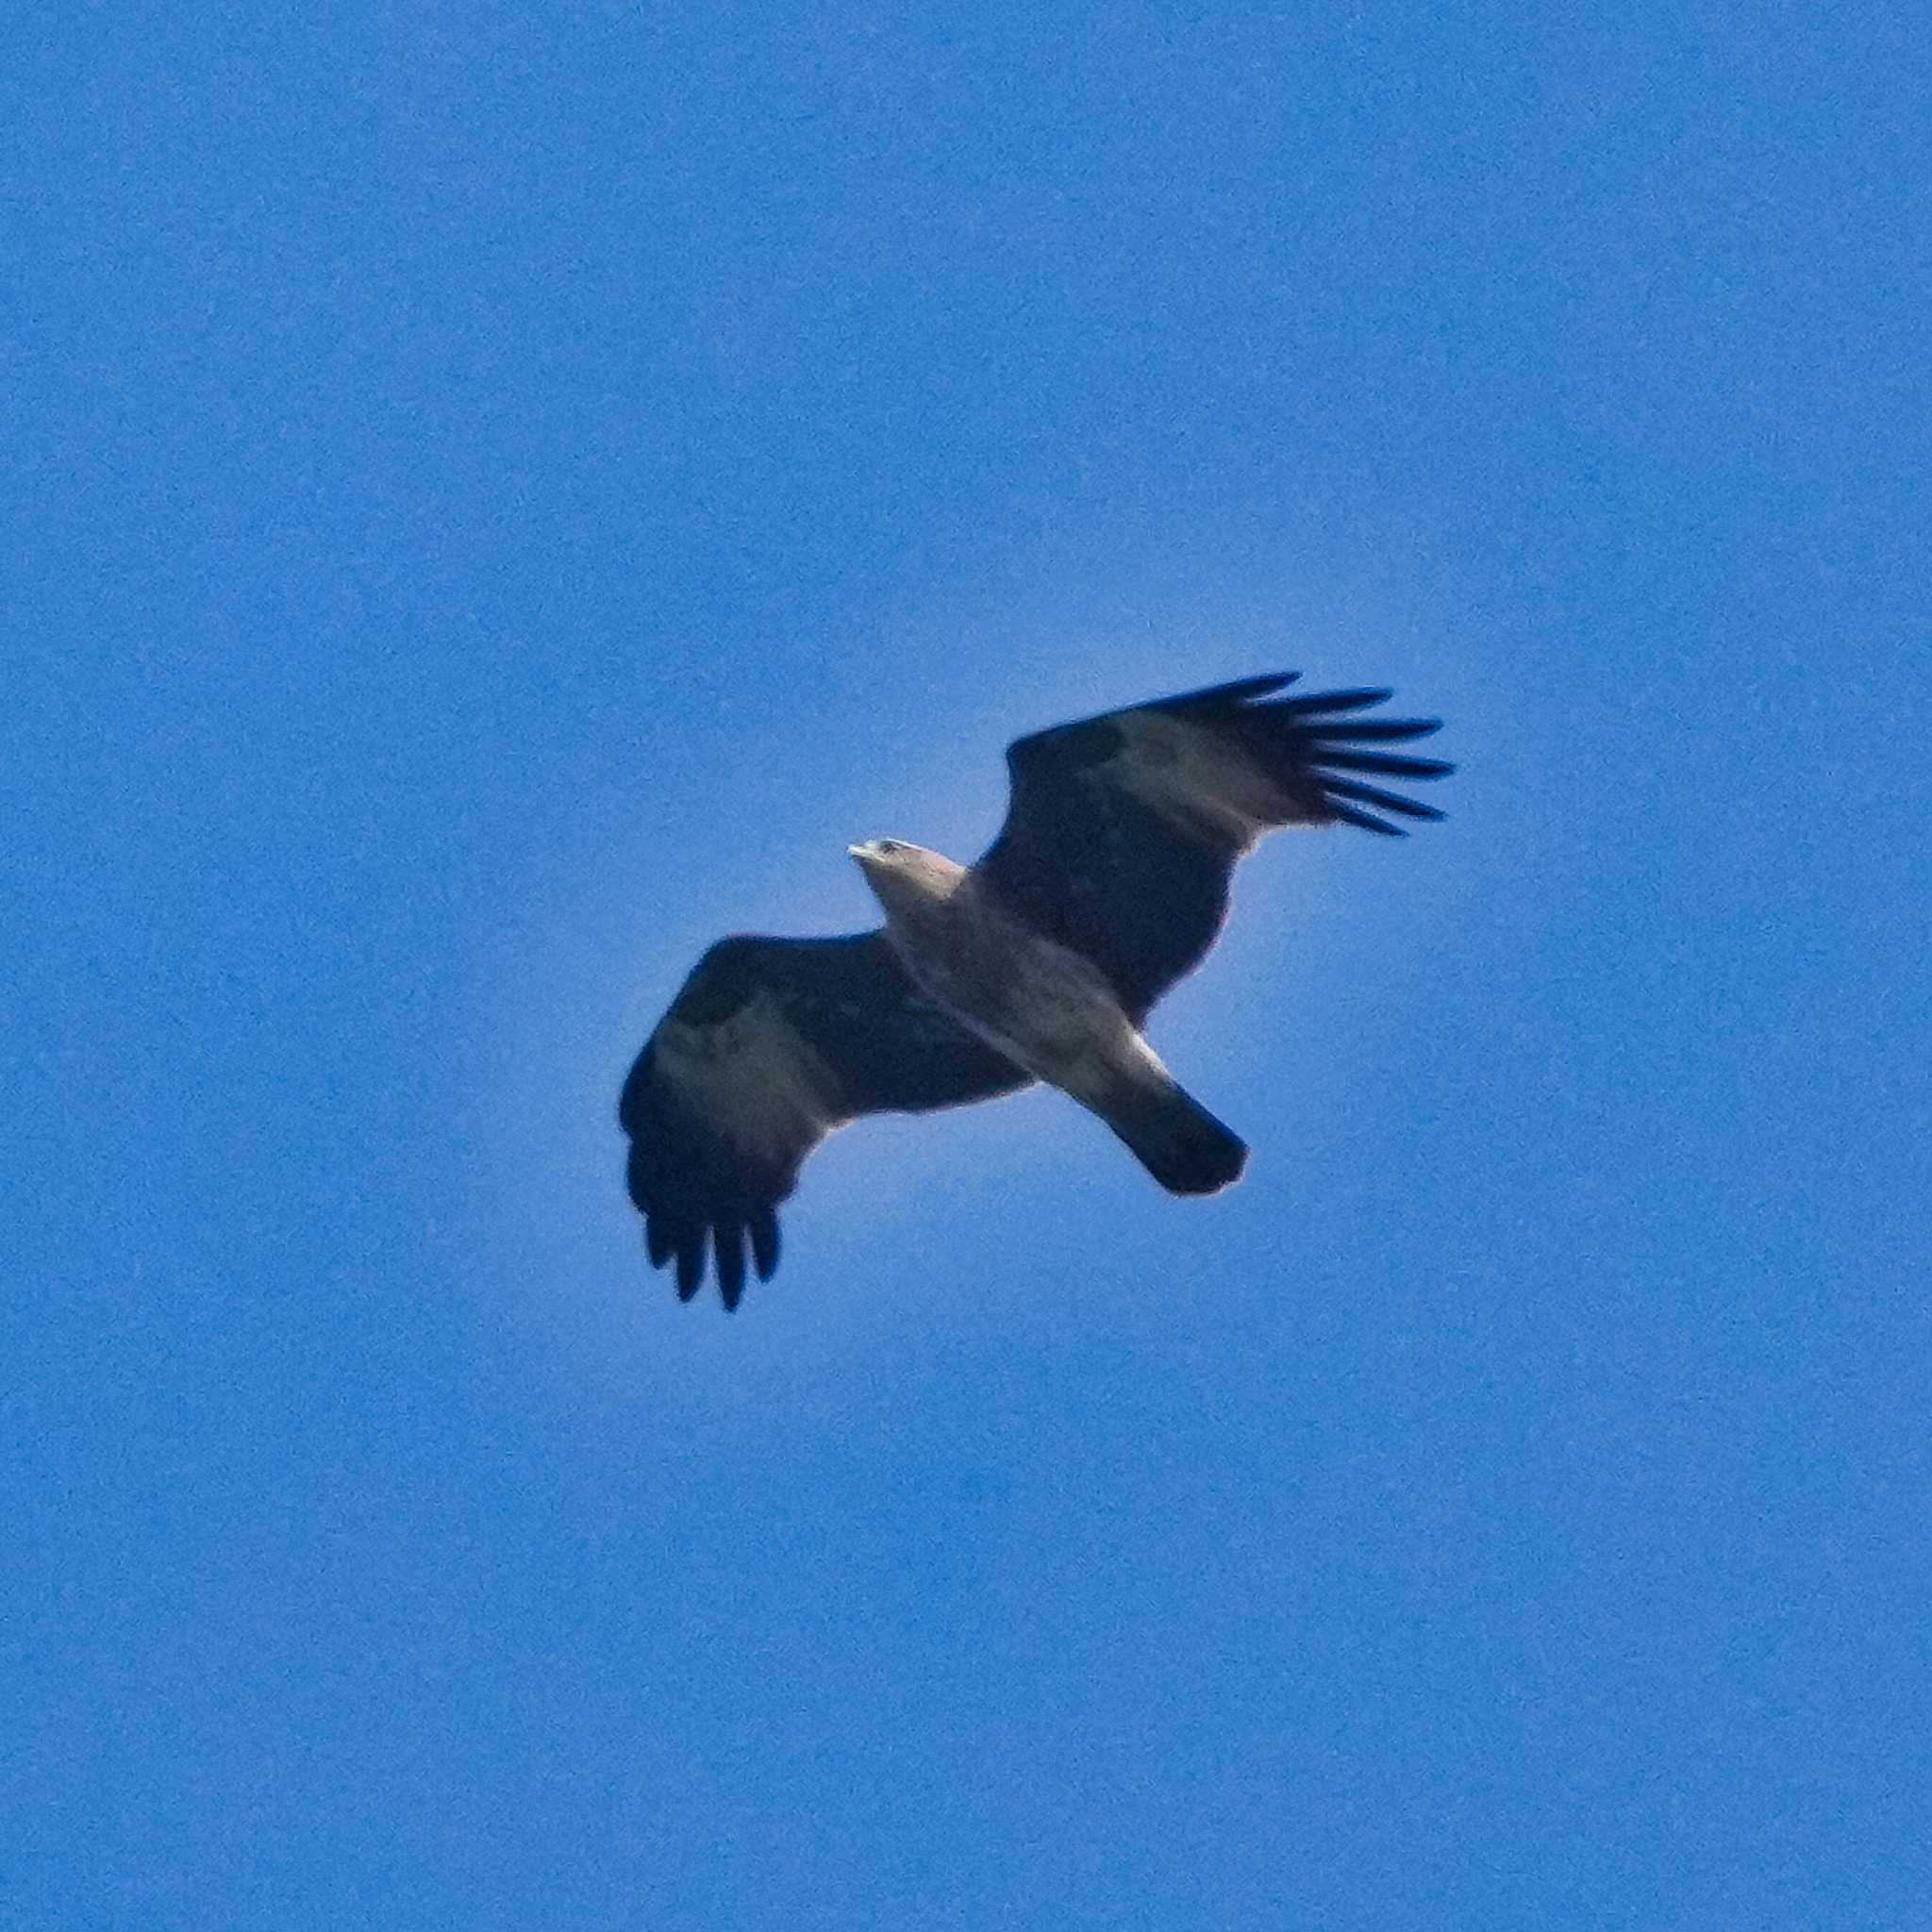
[881,885,1132,1083]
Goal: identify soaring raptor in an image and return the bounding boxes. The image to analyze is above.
[620,672,1452,1307]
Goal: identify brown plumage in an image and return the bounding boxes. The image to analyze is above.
[620,672,1452,1307]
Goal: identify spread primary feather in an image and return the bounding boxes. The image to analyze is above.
[619,671,1453,1307]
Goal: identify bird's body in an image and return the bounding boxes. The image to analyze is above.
[853,838,1246,1195]
[620,671,1453,1307]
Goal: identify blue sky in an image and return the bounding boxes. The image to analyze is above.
[7,5,1929,1924]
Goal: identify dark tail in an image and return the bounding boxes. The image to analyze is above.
[1104,1078,1248,1195]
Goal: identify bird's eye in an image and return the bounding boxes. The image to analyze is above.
[877,840,898,855]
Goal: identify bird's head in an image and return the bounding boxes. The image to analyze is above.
[848,839,964,915]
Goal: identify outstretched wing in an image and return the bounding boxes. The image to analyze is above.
[619,931,1028,1308]
[976,672,1453,1019]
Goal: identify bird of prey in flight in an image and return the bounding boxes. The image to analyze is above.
[620,672,1452,1308]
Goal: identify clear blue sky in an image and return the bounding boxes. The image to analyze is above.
[8,6,1929,1925]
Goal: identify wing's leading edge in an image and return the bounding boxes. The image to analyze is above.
[619,932,1028,1307]
[976,673,1453,1016]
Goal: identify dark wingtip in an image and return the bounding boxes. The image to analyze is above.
[644,1216,769,1308]
[1280,687,1391,716]
[750,1207,780,1282]
[623,1041,794,1309]
[1326,801,1409,835]
[675,1240,704,1301]
[1313,749,1456,780]
[1320,776,1446,822]
[714,1223,747,1311]
[1301,716,1444,744]
[1249,683,1456,836]
[1160,671,1300,713]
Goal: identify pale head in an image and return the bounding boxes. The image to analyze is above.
[847,838,965,920]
